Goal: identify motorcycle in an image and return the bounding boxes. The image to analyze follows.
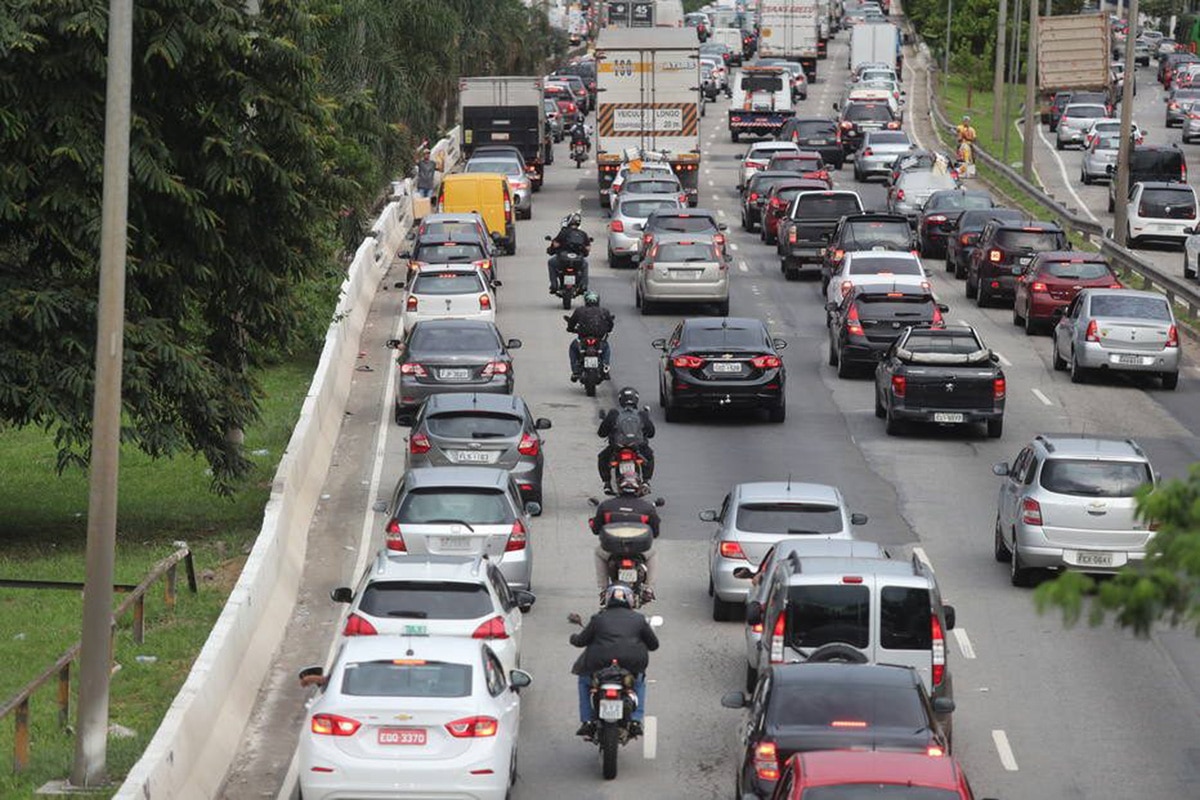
[546,234,590,309]
[567,326,610,397]
[588,496,666,607]
[605,447,648,494]
[572,139,589,168]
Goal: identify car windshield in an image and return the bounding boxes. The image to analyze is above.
[415,243,484,263]
[867,132,910,146]
[465,160,521,177]
[994,229,1063,250]
[410,272,484,295]
[358,581,494,620]
[1138,188,1196,218]
[785,585,870,649]
[651,215,717,233]
[848,257,921,276]
[846,103,893,122]
[1089,294,1172,320]
[621,198,679,218]
[928,192,992,210]
[653,242,718,262]
[341,660,472,698]
[801,788,961,800]
[795,194,862,217]
[408,325,499,353]
[750,146,797,160]
[902,330,983,353]
[426,411,523,440]
[751,175,798,194]
[397,487,515,524]
[1039,260,1113,280]
[1039,459,1152,497]
[735,503,843,534]
[842,220,912,248]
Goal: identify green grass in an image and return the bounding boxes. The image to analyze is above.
[0,353,316,795]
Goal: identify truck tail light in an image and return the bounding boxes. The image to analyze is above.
[993,377,1006,400]
[891,375,906,396]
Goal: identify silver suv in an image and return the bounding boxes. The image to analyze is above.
[991,435,1157,586]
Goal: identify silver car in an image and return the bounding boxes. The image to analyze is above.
[887,170,959,223]
[463,156,532,220]
[635,233,730,315]
[608,193,684,268]
[992,435,1157,586]
[1051,288,1180,389]
[405,393,551,504]
[544,98,564,142]
[1080,134,1120,185]
[1165,88,1200,127]
[1055,103,1110,150]
[702,481,866,621]
[854,130,914,182]
[1180,99,1200,143]
[382,466,539,589]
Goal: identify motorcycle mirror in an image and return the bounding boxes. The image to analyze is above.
[654,497,666,507]
[544,235,553,241]
[330,587,353,604]
[648,615,664,628]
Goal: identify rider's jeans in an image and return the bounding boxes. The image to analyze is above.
[578,673,647,723]
[570,338,611,373]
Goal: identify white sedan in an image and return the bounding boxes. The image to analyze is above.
[298,636,531,800]
[401,264,497,333]
[738,141,801,188]
[825,250,932,307]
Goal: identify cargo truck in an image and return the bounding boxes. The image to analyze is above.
[756,0,821,80]
[594,28,702,206]
[459,76,549,190]
[1036,14,1112,124]
[848,21,902,72]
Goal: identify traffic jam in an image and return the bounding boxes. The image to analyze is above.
[277,2,1200,800]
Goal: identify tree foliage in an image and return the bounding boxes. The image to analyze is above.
[1036,466,1200,637]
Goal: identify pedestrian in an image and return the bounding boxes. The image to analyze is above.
[415,147,436,198]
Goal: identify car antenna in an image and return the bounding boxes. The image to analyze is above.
[786,473,792,491]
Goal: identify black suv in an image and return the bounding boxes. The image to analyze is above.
[826,285,947,377]
[741,171,800,232]
[778,117,845,169]
[966,219,1068,307]
[835,100,899,156]
[946,207,1026,278]
[820,213,916,291]
[721,663,954,800]
[1107,144,1188,212]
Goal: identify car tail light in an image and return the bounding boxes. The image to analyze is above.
[751,621,763,634]
[505,521,527,552]
[1108,282,1123,289]
[566,102,577,113]
[1021,498,1043,526]
[409,432,431,454]
[481,361,509,377]
[1031,281,1048,293]
[749,192,759,203]
[931,304,945,328]
[891,375,906,396]
[342,613,378,636]
[405,295,418,311]
[479,294,491,310]
[841,120,853,129]
[770,612,786,663]
[927,745,946,757]
[750,354,781,369]
[642,233,653,247]
[472,259,492,273]
[673,355,705,368]
[895,189,905,201]
[1085,319,1101,342]
[445,716,498,738]
[788,227,797,243]
[931,613,946,687]
[926,214,947,224]
[988,248,1002,263]
[312,713,361,737]
[719,541,747,560]
[830,719,869,728]
[832,249,845,263]
[886,121,900,129]
[770,196,785,209]
[846,304,864,336]
[1167,324,1179,347]
[862,147,873,157]
[753,740,780,781]
[1170,102,1180,110]
[610,219,624,232]
[993,377,1006,400]
[385,519,406,552]
[518,432,540,456]
[714,233,727,249]
[472,616,509,640]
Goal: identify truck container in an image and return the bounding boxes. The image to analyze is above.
[1036,14,1112,122]
[756,0,821,80]
[459,76,549,189]
[848,21,901,73]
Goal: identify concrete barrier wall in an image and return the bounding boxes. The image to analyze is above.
[114,128,461,799]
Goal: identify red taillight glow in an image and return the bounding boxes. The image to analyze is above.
[719,541,747,560]
[518,432,540,456]
[312,713,361,737]
[506,521,527,552]
[1167,324,1179,348]
[409,433,431,454]
[926,214,947,224]
[931,613,946,687]
[753,740,780,781]
[891,375,906,396]
[673,355,705,369]
[846,305,864,336]
[1085,319,1100,342]
[988,248,1002,263]
[749,192,759,202]
[399,362,427,376]
[1031,281,1048,292]
[993,377,1006,400]
[445,716,498,738]
[406,295,418,311]
[931,304,945,328]
[750,354,781,369]
[1021,498,1043,526]
[832,249,845,262]
[472,616,509,640]
[927,745,946,757]
[770,612,786,663]
[895,189,905,201]
[862,147,873,157]
[479,294,491,310]
[342,613,378,636]
[385,519,406,552]
[481,361,509,377]
[610,219,624,232]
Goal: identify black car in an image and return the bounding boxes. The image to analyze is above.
[946,207,1026,278]
[778,190,865,280]
[835,100,899,155]
[916,189,995,258]
[741,170,800,232]
[721,663,954,800]
[653,317,787,422]
[827,285,947,378]
[966,219,1067,307]
[778,117,844,169]
[874,325,1006,438]
[640,208,728,259]
[1107,144,1188,212]
[820,213,916,291]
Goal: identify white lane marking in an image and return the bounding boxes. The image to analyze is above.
[912,546,931,567]
[992,729,1020,771]
[1031,388,1054,406]
[751,285,761,295]
[952,627,976,660]
[1034,126,1100,223]
[643,715,658,759]
[738,260,749,272]
[729,242,739,251]
[994,351,1013,366]
[712,194,721,202]
[708,179,716,187]
[274,755,299,800]
[718,208,727,218]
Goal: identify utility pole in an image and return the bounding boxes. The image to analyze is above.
[1115,0,1139,245]
[993,0,1008,144]
[1022,0,1037,180]
[944,0,953,93]
[70,0,133,787]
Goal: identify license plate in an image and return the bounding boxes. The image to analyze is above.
[583,356,600,368]
[1019,256,1032,265]
[403,623,427,635]
[439,536,474,550]
[618,567,639,583]
[809,138,828,145]
[378,728,426,746]
[1115,354,1145,365]
[439,368,470,381]
[1011,266,1024,275]
[564,274,577,286]
[1075,551,1114,568]
[618,461,637,476]
[673,269,701,279]
[712,362,743,373]
[933,412,965,423]
[455,450,492,463]
[599,699,624,721]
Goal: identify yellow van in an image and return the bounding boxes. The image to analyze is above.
[437,173,516,255]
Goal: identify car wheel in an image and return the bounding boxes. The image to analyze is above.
[394,402,408,426]
[1108,194,1115,213]
[784,264,799,281]
[1070,350,1088,383]
[768,399,786,423]
[976,284,989,308]
[1024,311,1040,336]
[1162,371,1180,390]
[1055,139,1064,151]
[713,595,739,621]
[1010,537,1034,587]
[954,258,967,280]
[874,388,886,419]
[836,348,854,379]
[987,417,1004,438]
[1012,303,1025,326]
[1185,255,1197,280]
[664,402,683,423]
[827,335,838,367]
[1081,170,1091,185]
[658,380,667,408]
[745,663,758,693]
[1052,338,1067,371]
[965,273,978,299]
[634,287,642,308]
[731,131,740,143]
[765,228,777,245]
[993,516,1012,562]
[884,406,902,436]
[945,254,955,273]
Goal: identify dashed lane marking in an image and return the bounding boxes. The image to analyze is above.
[643,715,658,759]
[952,627,976,659]
[729,242,739,252]
[992,730,1020,771]
[718,208,727,218]
[1034,125,1101,224]
[738,260,748,272]
[1031,388,1054,406]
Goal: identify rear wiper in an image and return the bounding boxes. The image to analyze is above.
[386,610,429,618]
[471,432,505,439]
[683,257,710,262]
[422,519,477,531]
[786,529,822,534]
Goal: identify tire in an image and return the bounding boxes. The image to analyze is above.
[741,211,752,232]
[1069,351,1088,384]
[1024,311,1039,336]
[993,517,1012,563]
[836,348,854,379]
[1185,255,1197,280]
[987,417,1004,438]
[712,595,739,621]
[600,723,619,780]
[1055,139,1064,151]
[1081,170,1091,186]
[658,382,667,408]
[768,400,786,423]
[634,287,642,308]
[664,403,683,423]
[976,285,989,308]
[716,298,730,316]
[805,643,869,663]
[1162,371,1180,390]
[965,274,978,299]
[765,228,777,245]
[827,336,838,367]
[731,131,740,143]
[1052,341,1067,371]
[884,406,902,436]
[584,377,597,397]
[561,293,572,310]
[745,663,758,693]
[945,254,955,273]
[874,389,886,418]
[1012,303,1024,326]
[784,265,799,281]
[394,401,406,426]
[954,259,967,280]
[1108,194,1115,213]
[1010,538,1034,587]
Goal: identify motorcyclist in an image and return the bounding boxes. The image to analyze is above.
[565,292,614,381]
[569,119,591,152]
[597,387,656,488]
[590,477,660,602]
[547,211,591,294]
[569,584,659,739]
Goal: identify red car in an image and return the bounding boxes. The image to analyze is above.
[766,151,833,189]
[765,750,989,800]
[761,178,828,245]
[1012,251,1122,335]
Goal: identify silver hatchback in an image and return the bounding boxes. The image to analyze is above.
[607,193,685,268]
[635,234,731,315]
[1051,288,1180,389]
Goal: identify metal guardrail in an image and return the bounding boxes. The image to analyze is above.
[0,545,197,773]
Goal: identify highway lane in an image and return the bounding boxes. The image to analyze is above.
[222,31,1200,800]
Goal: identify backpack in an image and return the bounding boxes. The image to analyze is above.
[612,409,644,449]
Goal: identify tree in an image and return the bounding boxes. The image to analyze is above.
[1036,465,1200,637]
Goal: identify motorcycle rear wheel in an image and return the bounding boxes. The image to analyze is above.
[561,293,572,310]
[584,374,597,397]
[600,723,619,779]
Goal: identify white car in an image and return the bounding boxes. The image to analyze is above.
[608,161,677,210]
[401,264,497,333]
[298,636,531,800]
[739,141,801,188]
[1126,181,1198,248]
[1082,118,1143,148]
[825,250,931,306]
[332,553,535,672]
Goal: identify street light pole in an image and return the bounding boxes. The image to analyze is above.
[993,0,1008,144]
[70,0,133,787]
[944,0,953,91]
[1115,0,1139,245]
[1022,0,1037,179]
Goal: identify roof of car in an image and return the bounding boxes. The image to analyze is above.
[421,393,528,415]
[1031,434,1149,461]
[1136,180,1195,190]
[770,539,886,561]
[789,750,965,789]
[786,553,927,581]
[420,213,484,225]
[680,317,767,335]
[733,481,842,504]
[650,232,721,249]
[845,250,921,262]
[988,218,1063,230]
[771,662,920,688]
[402,465,514,490]
[849,283,932,299]
[415,231,485,244]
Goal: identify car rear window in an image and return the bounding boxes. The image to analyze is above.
[684,325,764,349]
[1038,260,1113,280]
[855,296,935,321]
[650,215,718,233]
[995,229,1063,250]
[465,160,520,176]
[786,585,869,649]
[880,587,933,650]
[1039,459,1152,497]
[795,194,862,217]
[1138,188,1196,218]
[341,661,472,698]
[868,132,910,145]
[767,681,925,729]
[652,242,718,262]
[841,220,912,248]
[358,581,494,620]
[928,193,993,210]
[408,325,498,353]
[425,411,522,440]
[791,121,837,138]
[1089,294,1171,320]
[1064,104,1108,118]
[620,198,680,218]
[742,72,784,93]
[414,243,484,263]
[398,488,515,524]
[801,788,961,800]
[625,179,680,194]
[735,503,843,534]
[420,222,480,239]
[411,272,484,295]
[846,103,893,122]
[848,257,922,276]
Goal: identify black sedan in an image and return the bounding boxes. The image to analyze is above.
[653,317,787,422]
[916,189,995,258]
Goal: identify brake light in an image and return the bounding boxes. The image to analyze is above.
[1031,281,1048,292]
[719,541,747,560]
[1021,498,1043,526]
[769,196,785,209]
[714,233,726,249]
[927,745,946,757]
[750,354,781,369]
[642,233,653,247]
[1085,319,1100,342]
[472,616,509,640]
[618,449,637,461]
[846,304,864,336]
[789,228,797,243]
[1167,324,1179,347]
[673,355,706,368]
[518,432,540,456]
[445,716,498,738]
[891,375,906,396]
[959,234,972,245]
[405,295,418,311]
[342,613,378,636]
[753,740,780,781]
[886,121,900,129]
[993,377,1006,400]
[841,120,853,129]
[312,713,361,737]
[409,432,431,454]
[770,612,786,663]
[566,102,577,113]
[749,192,759,203]
[505,521,527,552]
[895,189,905,201]
[472,259,492,273]
[832,249,845,263]
[479,294,491,310]
[988,248,1002,263]
[385,519,406,552]
[610,219,624,232]
[481,361,509,377]
[862,147,873,157]
[926,214,947,224]
[931,613,946,687]
[831,720,869,728]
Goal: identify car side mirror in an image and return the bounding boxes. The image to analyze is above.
[524,501,542,517]
[992,462,1010,476]
[535,417,552,430]
[491,279,503,287]
[990,352,1000,363]
[745,601,763,626]
[543,234,552,241]
[699,509,719,522]
[772,338,788,350]
[514,590,537,612]
[732,566,755,579]
[385,338,402,349]
[330,587,353,604]
[832,101,840,111]
[394,280,406,289]
[1106,164,1115,174]
[943,604,957,630]
[654,497,666,507]
[399,250,412,260]
[298,665,324,682]
[506,338,522,349]
[651,337,667,349]
[718,223,729,231]
[937,303,950,313]
[509,669,533,690]
[850,513,868,526]
[932,697,956,715]
[587,496,600,507]
[721,690,749,709]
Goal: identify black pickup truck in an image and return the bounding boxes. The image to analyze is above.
[873,325,1006,438]
[777,190,864,280]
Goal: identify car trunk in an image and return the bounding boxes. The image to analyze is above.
[1035,460,1153,549]
[649,257,723,284]
[425,413,522,468]
[329,695,480,761]
[411,354,497,385]
[901,366,996,410]
[1093,316,1173,352]
[856,297,935,347]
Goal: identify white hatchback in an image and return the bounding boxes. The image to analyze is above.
[825,250,931,307]
[739,141,801,188]
[401,264,497,333]
[298,636,531,800]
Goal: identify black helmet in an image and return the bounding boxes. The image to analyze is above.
[604,584,634,609]
[618,387,639,409]
[566,212,583,228]
[584,291,600,307]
